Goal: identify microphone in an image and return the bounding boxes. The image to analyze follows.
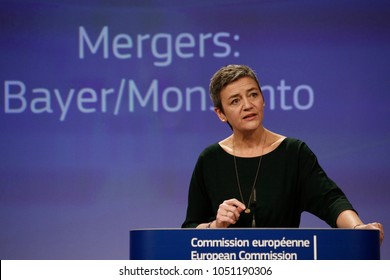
[251,189,257,227]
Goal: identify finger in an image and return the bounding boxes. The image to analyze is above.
[225,198,246,211]
[370,222,383,230]
[365,223,384,244]
[374,223,384,241]
[217,207,238,222]
[220,202,243,220]
[221,199,246,218]
[216,210,236,225]
[217,206,240,225]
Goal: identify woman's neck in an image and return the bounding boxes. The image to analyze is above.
[233,127,266,147]
[231,127,268,157]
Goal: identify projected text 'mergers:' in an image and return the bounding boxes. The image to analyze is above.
[78,26,241,67]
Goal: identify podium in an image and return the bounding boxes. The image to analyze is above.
[129,228,380,260]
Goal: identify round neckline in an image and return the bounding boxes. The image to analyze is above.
[217,137,287,159]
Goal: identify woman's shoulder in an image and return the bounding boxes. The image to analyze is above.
[276,137,310,150]
[263,130,305,155]
[277,137,316,159]
[282,137,304,146]
[199,142,224,157]
[195,143,227,167]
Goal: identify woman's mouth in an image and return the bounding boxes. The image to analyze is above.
[243,113,257,120]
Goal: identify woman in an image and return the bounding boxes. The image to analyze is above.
[182,64,384,244]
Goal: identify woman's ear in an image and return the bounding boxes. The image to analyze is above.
[214,107,227,122]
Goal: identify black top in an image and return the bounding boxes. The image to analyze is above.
[182,138,355,228]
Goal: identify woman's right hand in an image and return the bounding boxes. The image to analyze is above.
[215,198,246,228]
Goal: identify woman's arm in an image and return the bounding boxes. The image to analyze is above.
[336,210,384,244]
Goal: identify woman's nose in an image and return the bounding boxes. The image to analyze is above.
[242,97,253,110]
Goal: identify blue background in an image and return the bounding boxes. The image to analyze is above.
[1,0,389,259]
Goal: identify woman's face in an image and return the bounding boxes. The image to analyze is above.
[215,77,265,133]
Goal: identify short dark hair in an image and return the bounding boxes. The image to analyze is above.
[209,64,262,111]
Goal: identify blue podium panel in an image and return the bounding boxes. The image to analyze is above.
[129,228,380,260]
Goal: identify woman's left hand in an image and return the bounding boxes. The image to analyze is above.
[355,222,384,245]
